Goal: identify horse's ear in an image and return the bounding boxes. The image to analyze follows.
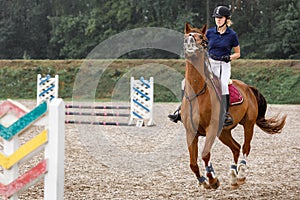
[185,23,192,34]
[201,24,207,34]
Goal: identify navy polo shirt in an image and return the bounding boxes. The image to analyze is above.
[206,26,239,58]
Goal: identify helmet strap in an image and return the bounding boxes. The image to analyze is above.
[218,19,227,28]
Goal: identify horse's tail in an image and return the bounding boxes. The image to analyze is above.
[250,86,287,134]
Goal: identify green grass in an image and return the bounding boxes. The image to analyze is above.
[0,59,299,104]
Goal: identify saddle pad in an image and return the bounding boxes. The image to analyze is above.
[229,84,243,106]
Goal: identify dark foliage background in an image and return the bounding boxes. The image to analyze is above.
[0,0,299,59]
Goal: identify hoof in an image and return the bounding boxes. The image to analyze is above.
[237,177,246,185]
[200,181,211,189]
[209,178,220,189]
[198,176,211,189]
[230,183,239,189]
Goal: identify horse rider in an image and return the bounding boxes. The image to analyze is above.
[168,5,240,127]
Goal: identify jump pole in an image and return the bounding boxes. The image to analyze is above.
[65,120,131,126]
[65,111,130,117]
[65,105,130,109]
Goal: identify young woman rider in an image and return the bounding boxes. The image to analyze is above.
[168,5,240,126]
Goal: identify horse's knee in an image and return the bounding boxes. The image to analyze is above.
[190,164,198,171]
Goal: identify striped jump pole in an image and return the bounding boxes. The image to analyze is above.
[65,105,130,109]
[65,111,130,117]
[64,104,132,126]
[65,120,133,126]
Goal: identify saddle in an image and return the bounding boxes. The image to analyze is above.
[209,76,243,106]
[228,82,243,106]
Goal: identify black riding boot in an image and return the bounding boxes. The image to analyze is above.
[223,94,233,126]
[168,106,181,123]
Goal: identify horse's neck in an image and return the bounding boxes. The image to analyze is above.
[185,55,206,94]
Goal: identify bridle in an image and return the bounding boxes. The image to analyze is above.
[197,34,209,49]
[184,32,208,55]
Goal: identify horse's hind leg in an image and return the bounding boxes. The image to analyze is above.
[188,136,210,189]
[219,129,241,189]
[237,123,255,185]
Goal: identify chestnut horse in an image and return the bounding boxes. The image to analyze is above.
[182,23,286,189]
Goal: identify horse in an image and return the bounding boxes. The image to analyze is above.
[181,23,287,189]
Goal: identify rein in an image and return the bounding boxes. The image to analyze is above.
[204,53,222,102]
[184,80,207,134]
[184,83,207,102]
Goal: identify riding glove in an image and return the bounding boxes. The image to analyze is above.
[221,55,231,63]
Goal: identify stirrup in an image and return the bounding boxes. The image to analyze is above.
[223,112,233,126]
[168,111,181,123]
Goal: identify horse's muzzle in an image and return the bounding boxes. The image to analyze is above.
[184,34,199,56]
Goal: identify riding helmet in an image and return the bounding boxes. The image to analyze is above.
[212,6,231,18]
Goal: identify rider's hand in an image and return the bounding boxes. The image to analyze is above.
[221,55,231,63]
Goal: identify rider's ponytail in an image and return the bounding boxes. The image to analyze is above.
[227,19,233,27]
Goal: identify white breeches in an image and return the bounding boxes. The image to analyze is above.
[208,58,231,95]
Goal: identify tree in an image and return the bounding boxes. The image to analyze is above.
[0,0,52,58]
[0,0,299,59]
[265,1,300,59]
[232,0,300,59]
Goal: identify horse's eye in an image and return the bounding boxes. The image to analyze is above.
[199,35,203,39]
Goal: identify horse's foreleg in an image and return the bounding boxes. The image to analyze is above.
[188,136,210,189]
[202,152,220,189]
[202,131,220,189]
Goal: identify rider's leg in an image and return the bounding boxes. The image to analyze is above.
[168,81,185,123]
[221,62,233,126]
[168,105,181,123]
[222,94,233,126]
